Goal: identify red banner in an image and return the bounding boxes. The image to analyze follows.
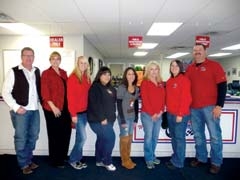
[128,36,143,48]
[50,36,64,48]
[195,35,210,48]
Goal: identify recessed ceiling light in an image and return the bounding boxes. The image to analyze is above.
[208,53,232,57]
[165,52,189,59]
[147,22,183,36]
[133,51,148,56]
[0,23,42,35]
[222,44,240,50]
[138,43,158,49]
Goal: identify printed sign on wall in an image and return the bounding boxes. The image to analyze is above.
[50,36,64,48]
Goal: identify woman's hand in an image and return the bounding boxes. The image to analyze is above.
[101,119,107,125]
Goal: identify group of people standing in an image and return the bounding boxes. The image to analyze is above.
[2,43,227,175]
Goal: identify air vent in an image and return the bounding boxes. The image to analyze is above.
[0,13,15,23]
[169,46,191,50]
[201,31,228,36]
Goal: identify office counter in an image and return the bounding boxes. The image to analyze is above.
[0,97,239,157]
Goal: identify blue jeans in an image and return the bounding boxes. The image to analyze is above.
[69,113,87,163]
[141,112,162,162]
[167,112,189,168]
[117,116,134,137]
[191,106,223,166]
[89,122,115,165]
[10,110,40,169]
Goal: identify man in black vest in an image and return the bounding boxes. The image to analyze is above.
[2,47,41,175]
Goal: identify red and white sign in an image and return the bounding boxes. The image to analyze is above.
[50,36,64,48]
[195,35,210,48]
[128,36,143,48]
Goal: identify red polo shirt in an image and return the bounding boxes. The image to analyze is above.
[185,59,226,108]
[67,73,91,117]
[166,74,192,116]
[140,79,165,116]
[41,67,68,111]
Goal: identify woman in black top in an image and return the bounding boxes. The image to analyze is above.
[87,66,117,171]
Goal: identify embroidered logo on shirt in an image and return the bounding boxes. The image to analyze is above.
[107,89,113,95]
[200,66,206,71]
[173,83,178,88]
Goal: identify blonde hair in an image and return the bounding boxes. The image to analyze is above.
[143,60,162,82]
[49,51,61,61]
[71,56,91,83]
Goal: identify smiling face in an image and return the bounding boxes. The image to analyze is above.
[193,44,207,63]
[50,54,61,68]
[126,69,136,85]
[148,64,159,79]
[100,72,111,85]
[21,50,34,70]
[78,57,88,73]
[170,61,180,77]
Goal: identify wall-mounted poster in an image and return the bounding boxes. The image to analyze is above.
[88,57,93,75]
[99,59,103,68]
[227,71,231,76]
[232,68,237,75]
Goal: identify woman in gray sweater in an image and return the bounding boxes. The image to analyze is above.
[117,67,139,169]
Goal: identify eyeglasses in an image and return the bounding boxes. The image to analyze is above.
[22,55,34,58]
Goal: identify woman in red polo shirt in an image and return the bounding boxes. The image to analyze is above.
[41,51,72,168]
[67,56,91,170]
[140,61,165,169]
[165,59,192,169]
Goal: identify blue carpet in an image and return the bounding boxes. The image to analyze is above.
[1,154,240,180]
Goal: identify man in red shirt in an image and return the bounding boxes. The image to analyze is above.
[185,44,227,174]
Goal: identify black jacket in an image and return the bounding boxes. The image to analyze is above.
[87,82,116,123]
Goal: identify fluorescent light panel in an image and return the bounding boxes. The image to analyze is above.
[133,51,148,56]
[138,43,158,49]
[222,44,240,50]
[147,22,183,36]
[208,53,232,57]
[0,23,42,35]
[165,52,189,59]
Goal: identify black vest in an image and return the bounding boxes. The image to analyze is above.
[11,66,41,106]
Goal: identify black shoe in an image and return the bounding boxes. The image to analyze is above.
[166,161,177,170]
[190,159,207,167]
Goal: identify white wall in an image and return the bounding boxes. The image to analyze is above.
[218,56,240,83]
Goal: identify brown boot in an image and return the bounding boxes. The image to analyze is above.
[127,135,136,167]
[120,136,135,169]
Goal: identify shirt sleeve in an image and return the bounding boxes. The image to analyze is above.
[67,75,78,117]
[2,69,20,112]
[116,85,126,124]
[178,77,192,116]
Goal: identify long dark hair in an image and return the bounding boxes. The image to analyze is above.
[121,67,138,88]
[93,66,112,86]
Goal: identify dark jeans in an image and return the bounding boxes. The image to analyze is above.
[89,122,115,165]
[43,109,72,166]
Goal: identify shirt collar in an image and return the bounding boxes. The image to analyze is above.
[18,64,36,72]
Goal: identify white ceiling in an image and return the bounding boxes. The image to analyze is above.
[1,0,240,60]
